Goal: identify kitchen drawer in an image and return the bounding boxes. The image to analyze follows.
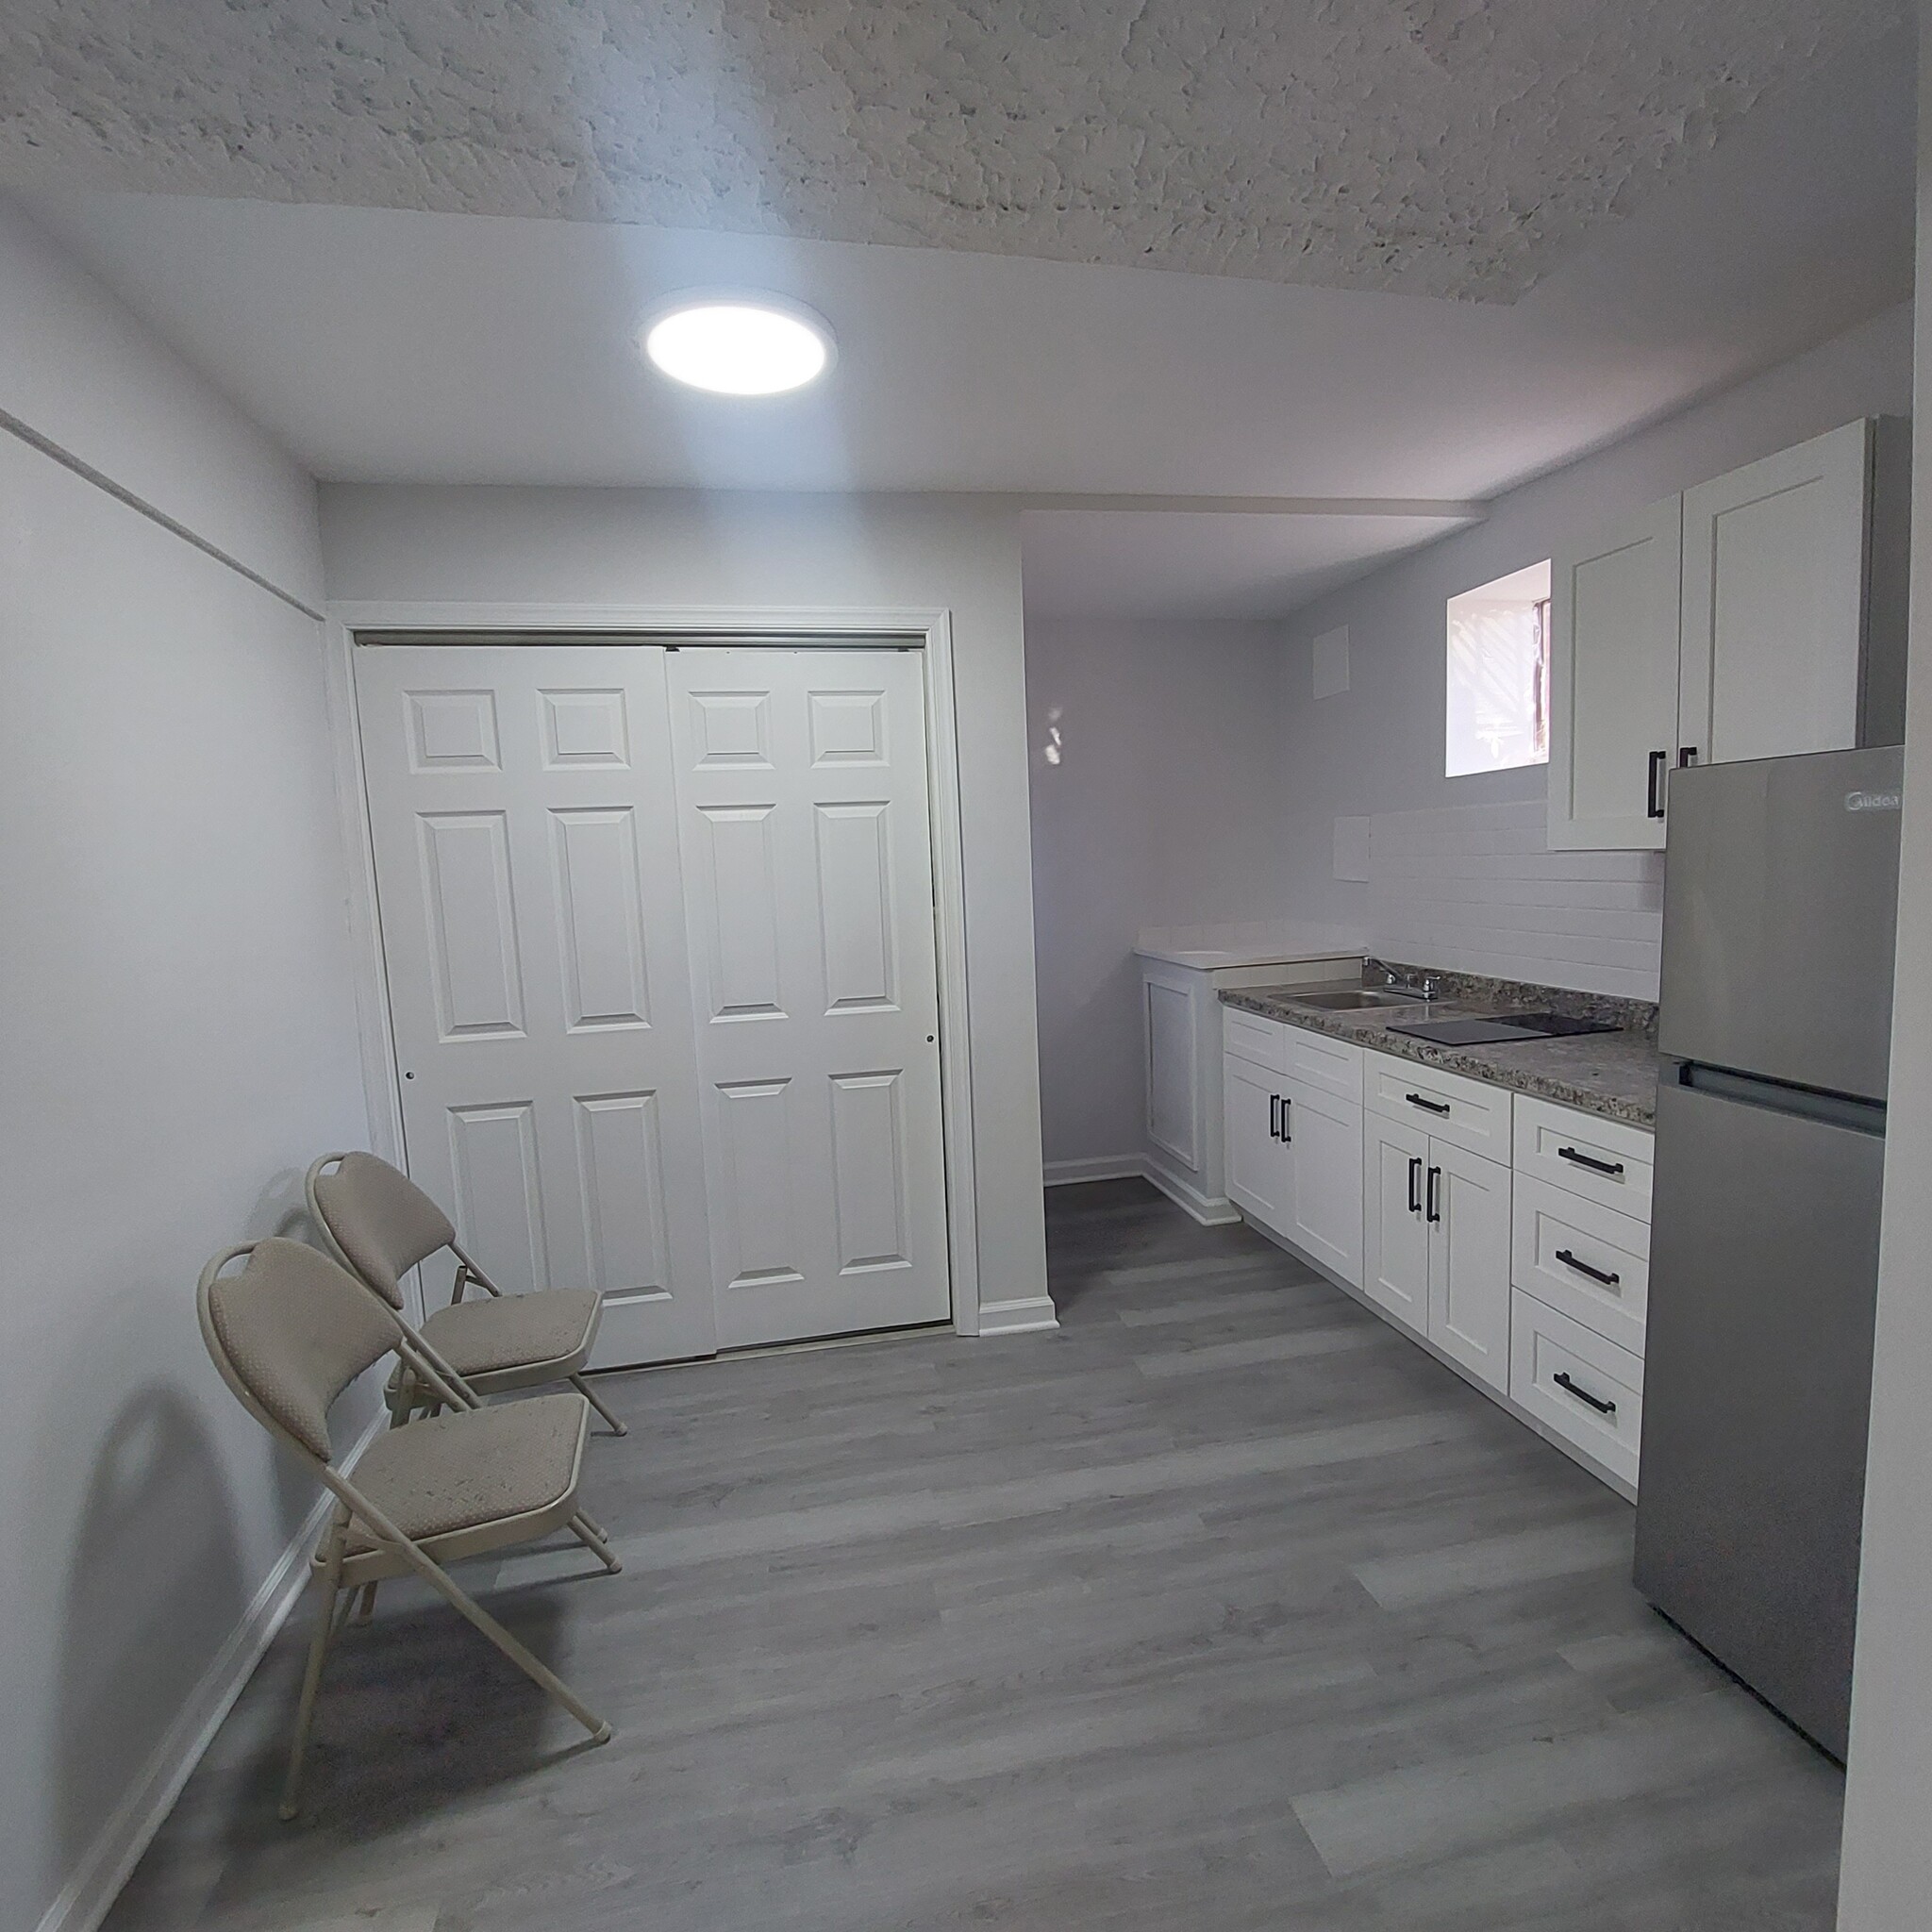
[1224,1006,1289,1075]
[1510,1292,1644,1491]
[1283,1024,1362,1104]
[1514,1096,1655,1221]
[1366,1050,1511,1162]
[1512,1175,1650,1356]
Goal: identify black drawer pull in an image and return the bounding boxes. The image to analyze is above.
[1557,1145,1624,1178]
[1270,1094,1281,1141]
[1406,1091,1452,1116]
[1425,1164,1441,1224]
[1554,1372,1617,1417]
[1556,1248,1621,1288]
[1407,1156,1422,1215]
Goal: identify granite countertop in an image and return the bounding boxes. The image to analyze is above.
[1222,964,1659,1128]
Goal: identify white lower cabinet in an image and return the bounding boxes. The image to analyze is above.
[1224,1051,1293,1234]
[1510,1292,1645,1490]
[1363,1111,1511,1391]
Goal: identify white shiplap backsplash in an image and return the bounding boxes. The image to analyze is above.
[1359,799,1664,1001]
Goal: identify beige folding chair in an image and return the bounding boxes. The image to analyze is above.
[197,1237,618,1819]
[306,1151,626,1438]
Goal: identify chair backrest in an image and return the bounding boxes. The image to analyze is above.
[308,1152,455,1308]
[199,1238,404,1461]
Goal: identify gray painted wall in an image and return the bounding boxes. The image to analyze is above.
[0,199,372,1932]
[1275,300,1915,948]
[1837,12,1932,1919]
[1024,617,1290,1171]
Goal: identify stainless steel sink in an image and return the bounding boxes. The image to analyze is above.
[1291,989,1426,1010]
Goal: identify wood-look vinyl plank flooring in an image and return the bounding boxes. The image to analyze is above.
[104,1179,1841,1931]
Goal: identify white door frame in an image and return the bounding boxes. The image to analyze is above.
[320,599,986,1337]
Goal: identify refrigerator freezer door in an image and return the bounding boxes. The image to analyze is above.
[1634,1076,1884,1758]
[1657,745,1901,1101]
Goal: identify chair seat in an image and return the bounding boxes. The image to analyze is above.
[420,1288,601,1378]
[344,1391,590,1555]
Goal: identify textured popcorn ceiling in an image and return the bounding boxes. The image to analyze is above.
[0,0,1907,301]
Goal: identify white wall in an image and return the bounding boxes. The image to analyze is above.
[1838,13,1932,1919]
[318,483,1050,1326]
[0,203,370,1932]
[1024,617,1290,1169]
[1276,300,1915,997]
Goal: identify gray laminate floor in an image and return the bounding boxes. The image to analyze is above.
[107,1180,1842,1931]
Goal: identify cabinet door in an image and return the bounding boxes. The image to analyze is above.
[1283,1083,1363,1288]
[1363,1113,1430,1336]
[1548,496,1683,852]
[1678,420,1870,769]
[1224,1053,1291,1236]
[1426,1141,1513,1394]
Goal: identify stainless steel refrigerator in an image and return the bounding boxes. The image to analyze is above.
[1634,743,1902,1760]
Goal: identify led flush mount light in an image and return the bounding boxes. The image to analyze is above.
[641,294,834,395]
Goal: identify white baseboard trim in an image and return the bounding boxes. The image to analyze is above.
[1141,1159,1242,1228]
[1041,1155,1146,1188]
[36,1409,385,1932]
[974,1294,1061,1336]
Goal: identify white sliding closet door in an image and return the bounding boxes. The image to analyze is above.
[668,646,951,1347]
[354,643,717,1367]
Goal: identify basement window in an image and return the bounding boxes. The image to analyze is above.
[1445,560,1552,776]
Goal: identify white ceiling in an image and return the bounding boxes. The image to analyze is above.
[0,0,1904,301]
[6,10,1913,619]
[1021,510,1475,624]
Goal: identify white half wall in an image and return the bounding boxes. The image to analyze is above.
[1024,617,1289,1168]
[1837,13,1932,1920]
[318,483,1050,1324]
[0,206,370,1932]
[1275,300,1915,986]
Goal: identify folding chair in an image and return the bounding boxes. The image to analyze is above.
[306,1151,626,1437]
[197,1237,618,1819]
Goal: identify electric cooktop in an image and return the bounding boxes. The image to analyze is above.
[1384,1011,1621,1047]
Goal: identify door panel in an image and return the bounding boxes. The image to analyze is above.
[1678,421,1870,767]
[669,648,950,1347]
[1427,1141,1512,1393]
[1548,496,1682,851]
[1284,1082,1362,1287]
[1363,1113,1429,1335]
[1224,1055,1291,1235]
[355,644,718,1366]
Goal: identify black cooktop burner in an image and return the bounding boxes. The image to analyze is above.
[1386,1011,1620,1047]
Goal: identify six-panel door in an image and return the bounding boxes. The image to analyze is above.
[665,647,950,1348]
[354,644,719,1367]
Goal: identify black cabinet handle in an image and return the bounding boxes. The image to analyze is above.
[1557,1145,1624,1178]
[1407,1156,1423,1214]
[1270,1094,1280,1141]
[1406,1091,1451,1117]
[1425,1165,1441,1224]
[1647,749,1667,819]
[1281,1096,1291,1144]
[1677,745,1699,768]
[1556,1248,1621,1287]
[1554,1372,1617,1416]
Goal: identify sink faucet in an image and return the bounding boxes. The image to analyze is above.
[1383,967,1441,1002]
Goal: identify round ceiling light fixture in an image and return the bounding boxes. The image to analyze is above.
[641,293,834,396]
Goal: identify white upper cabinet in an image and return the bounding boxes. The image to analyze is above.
[1677,420,1871,768]
[1548,497,1683,853]
[1549,421,1877,851]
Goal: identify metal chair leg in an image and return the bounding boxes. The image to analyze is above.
[280,1539,344,1821]
[570,1371,626,1437]
[568,1512,622,1574]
